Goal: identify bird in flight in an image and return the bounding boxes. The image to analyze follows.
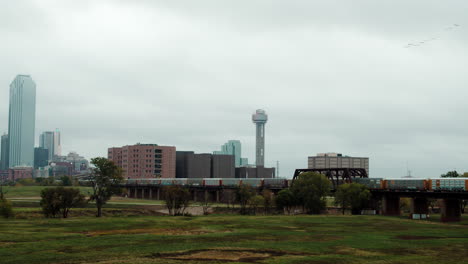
[404,24,461,48]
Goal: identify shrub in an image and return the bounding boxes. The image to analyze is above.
[276,189,296,215]
[0,199,14,218]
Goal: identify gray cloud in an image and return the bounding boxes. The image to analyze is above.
[1,0,467,178]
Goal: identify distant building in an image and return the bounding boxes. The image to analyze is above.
[8,166,34,181]
[50,162,73,176]
[213,140,248,167]
[108,143,176,179]
[212,154,235,178]
[252,109,268,167]
[235,166,275,179]
[0,170,8,181]
[8,75,36,168]
[34,147,49,169]
[39,129,61,160]
[176,151,235,178]
[0,134,9,170]
[308,153,369,175]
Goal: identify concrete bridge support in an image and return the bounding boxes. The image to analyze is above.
[441,198,461,222]
[382,195,400,216]
[410,197,429,214]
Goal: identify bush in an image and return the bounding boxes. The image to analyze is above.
[40,187,86,218]
[0,199,14,218]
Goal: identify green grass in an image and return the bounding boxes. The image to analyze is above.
[3,186,93,198]
[0,214,467,264]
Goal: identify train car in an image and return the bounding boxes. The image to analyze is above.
[241,178,263,188]
[204,178,222,187]
[384,178,426,190]
[172,178,188,186]
[430,178,467,191]
[187,178,203,186]
[353,178,383,189]
[160,178,174,186]
[222,179,242,187]
[263,178,288,188]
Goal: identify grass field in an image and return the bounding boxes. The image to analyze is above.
[0,214,467,264]
[3,186,93,198]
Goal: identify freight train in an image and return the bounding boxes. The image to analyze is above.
[125,177,468,191]
[126,178,290,188]
[354,178,468,191]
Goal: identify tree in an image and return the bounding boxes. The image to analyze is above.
[248,195,265,215]
[441,171,459,178]
[235,185,256,215]
[276,189,295,215]
[261,189,275,214]
[290,172,331,214]
[40,187,86,218]
[334,183,371,215]
[89,157,124,217]
[163,185,191,216]
[0,198,14,218]
[60,176,72,186]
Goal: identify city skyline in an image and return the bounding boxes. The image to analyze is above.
[1,1,468,178]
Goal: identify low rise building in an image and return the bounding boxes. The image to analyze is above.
[308,153,369,175]
[235,166,275,179]
[176,151,235,178]
[8,166,34,181]
[108,143,176,179]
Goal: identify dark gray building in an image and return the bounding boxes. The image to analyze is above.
[176,151,234,178]
[34,147,49,169]
[212,154,235,178]
[0,134,9,170]
[235,166,275,179]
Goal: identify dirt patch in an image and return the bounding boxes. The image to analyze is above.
[84,228,217,237]
[396,235,445,240]
[334,246,384,257]
[150,248,308,263]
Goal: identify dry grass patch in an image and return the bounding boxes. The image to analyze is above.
[334,246,385,257]
[150,248,308,263]
[84,228,219,237]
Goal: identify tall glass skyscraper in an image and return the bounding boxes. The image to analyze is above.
[39,129,62,160]
[8,75,36,168]
[213,140,248,167]
[0,133,9,170]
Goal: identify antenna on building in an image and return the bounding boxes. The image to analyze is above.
[276,160,279,178]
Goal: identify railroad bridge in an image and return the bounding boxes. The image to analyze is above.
[122,168,468,222]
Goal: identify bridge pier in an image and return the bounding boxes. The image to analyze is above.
[149,188,153,199]
[409,197,428,219]
[441,198,461,222]
[382,195,400,216]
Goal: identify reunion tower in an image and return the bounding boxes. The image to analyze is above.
[252,109,268,167]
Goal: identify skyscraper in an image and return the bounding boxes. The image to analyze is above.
[213,140,247,167]
[0,134,9,170]
[54,129,62,156]
[8,75,36,168]
[39,131,56,160]
[252,109,268,167]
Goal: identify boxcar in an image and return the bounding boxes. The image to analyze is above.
[430,178,467,191]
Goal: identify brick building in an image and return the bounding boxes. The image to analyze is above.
[8,167,34,181]
[108,143,176,179]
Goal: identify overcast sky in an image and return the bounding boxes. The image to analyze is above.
[1,0,467,178]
